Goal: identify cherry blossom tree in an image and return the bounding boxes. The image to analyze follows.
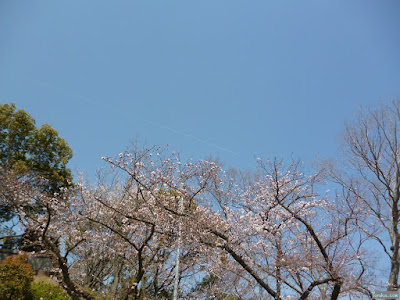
[99,146,373,299]
[95,145,223,299]
[200,159,372,299]
[0,166,94,300]
[73,174,206,299]
[92,147,374,299]
[1,143,375,299]
[1,144,222,299]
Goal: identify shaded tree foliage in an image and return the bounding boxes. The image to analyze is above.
[0,103,73,194]
[0,103,73,247]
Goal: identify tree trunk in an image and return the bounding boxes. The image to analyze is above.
[330,281,341,300]
[389,196,400,290]
[389,256,400,289]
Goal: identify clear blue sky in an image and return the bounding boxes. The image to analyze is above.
[1,1,400,176]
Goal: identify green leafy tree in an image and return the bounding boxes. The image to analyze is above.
[0,255,34,300]
[0,103,73,247]
[0,103,73,194]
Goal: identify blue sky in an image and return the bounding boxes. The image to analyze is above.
[1,1,400,176]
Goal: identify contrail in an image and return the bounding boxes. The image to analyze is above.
[40,81,239,156]
[84,95,240,156]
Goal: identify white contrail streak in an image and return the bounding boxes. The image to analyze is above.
[39,81,239,156]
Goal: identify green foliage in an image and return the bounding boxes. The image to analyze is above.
[0,103,73,223]
[0,255,34,300]
[31,282,72,300]
[0,103,73,192]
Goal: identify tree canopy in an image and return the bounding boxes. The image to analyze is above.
[0,103,73,245]
[0,103,73,193]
